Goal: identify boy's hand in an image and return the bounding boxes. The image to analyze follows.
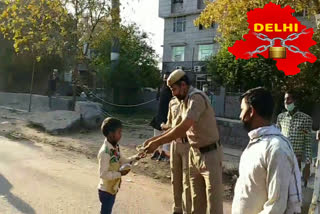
[134,155,141,161]
[136,152,147,159]
[120,169,130,176]
[131,154,143,161]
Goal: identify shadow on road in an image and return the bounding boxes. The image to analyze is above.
[302,186,313,214]
[0,174,35,214]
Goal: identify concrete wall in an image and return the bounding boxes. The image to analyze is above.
[159,0,171,18]
[217,117,319,158]
[0,72,7,91]
[217,117,249,148]
[212,91,225,117]
[84,88,159,113]
[296,16,317,29]
[224,95,241,119]
[216,94,320,130]
[211,88,241,119]
[0,92,72,112]
[138,89,159,112]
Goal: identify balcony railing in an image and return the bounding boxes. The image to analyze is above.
[162,61,209,73]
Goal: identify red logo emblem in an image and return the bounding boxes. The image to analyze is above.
[228,2,317,76]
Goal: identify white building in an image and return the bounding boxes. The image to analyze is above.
[159,0,217,89]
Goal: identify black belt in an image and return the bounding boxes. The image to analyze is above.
[199,141,221,154]
[174,137,188,144]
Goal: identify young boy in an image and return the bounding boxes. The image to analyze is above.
[98,117,141,214]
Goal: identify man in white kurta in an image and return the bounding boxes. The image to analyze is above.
[232,87,301,214]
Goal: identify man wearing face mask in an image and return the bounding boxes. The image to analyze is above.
[277,91,313,176]
[232,87,302,214]
[143,69,223,214]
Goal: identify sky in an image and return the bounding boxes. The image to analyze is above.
[121,0,164,66]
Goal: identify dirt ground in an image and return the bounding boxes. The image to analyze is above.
[0,108,238,201]
[0,137,233,214]
[0,107,316,213]
[0,136,175,214]
[0,108,234,213]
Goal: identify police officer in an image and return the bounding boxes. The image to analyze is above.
[161,93,192,214]
[144,69,223,214]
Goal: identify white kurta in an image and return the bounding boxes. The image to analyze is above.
[232,125,302,214]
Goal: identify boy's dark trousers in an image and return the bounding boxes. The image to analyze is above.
[98,190,116,214]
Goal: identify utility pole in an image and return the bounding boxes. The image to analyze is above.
[309,130,320,214]
[110,0,120,104]
[111,0,120,68]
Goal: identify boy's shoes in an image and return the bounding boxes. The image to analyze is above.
[161,156,170,162]
[151,150,160,160]
[157,151,170,162]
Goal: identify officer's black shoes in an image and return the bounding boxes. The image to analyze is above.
[157,151,170,162]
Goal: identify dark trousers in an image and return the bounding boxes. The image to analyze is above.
[98,190,116,214]
[296,155,311,187]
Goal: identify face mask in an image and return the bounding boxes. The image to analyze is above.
[285,103,295,112]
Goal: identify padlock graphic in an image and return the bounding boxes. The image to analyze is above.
[269,47,286,59]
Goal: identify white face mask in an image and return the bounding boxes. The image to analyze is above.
[285,103,295,112]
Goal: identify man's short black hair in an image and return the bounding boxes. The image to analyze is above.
[285,90,298,101]
[173,75,190,86]
[240,87,274,120]
[101,117,122,137]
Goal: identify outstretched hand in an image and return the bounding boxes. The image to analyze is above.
[143,139,153,148]
[135,152,147,160]
[144,140,160,154]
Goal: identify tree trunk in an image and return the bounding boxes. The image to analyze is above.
[28,59,36,112]
[72,65,78,111]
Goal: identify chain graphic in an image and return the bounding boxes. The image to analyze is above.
[247,28,311,58]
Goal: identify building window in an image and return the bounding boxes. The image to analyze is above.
[173,16,186,32]
[197,0,206,9]
[199,23,215,31]
[173,0,183,3]
[198,44,214,61]
[172,46,185,61]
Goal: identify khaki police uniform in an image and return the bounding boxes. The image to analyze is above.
[167,69,223,214]
[166,97,192,214]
